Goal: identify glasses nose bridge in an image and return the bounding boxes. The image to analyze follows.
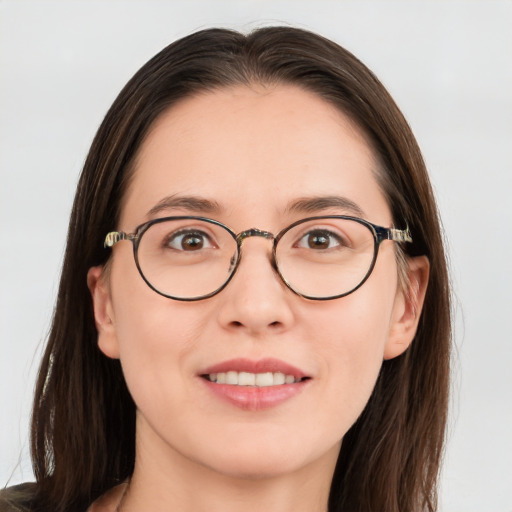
[233,228,280,285]
[235,228,278,272]
[236,228,275,246]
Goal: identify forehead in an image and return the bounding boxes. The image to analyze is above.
[121,84,390,228]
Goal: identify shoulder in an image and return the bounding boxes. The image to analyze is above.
[0,483,37,512]
[86,482,128,512]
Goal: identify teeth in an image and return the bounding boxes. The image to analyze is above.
[238,372,256,386]
[255,372,273,386]
[207,371,301,387]
[226,371,238,385]
[285,374,295,384]
[273,372,286,385]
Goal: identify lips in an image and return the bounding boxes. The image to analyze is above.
[199,358,311,411]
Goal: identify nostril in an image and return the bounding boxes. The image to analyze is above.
[229,320,281,329]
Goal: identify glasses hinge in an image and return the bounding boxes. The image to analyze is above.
[389,226,412,243]
[104,231,130,248]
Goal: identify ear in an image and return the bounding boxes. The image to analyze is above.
[87,265,120,359]
[383,255,430,360]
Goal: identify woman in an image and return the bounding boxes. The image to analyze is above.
[0,26,450,512]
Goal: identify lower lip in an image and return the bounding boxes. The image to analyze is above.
[201,378,309,411]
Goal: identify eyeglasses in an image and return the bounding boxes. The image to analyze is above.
[104,215,411,301]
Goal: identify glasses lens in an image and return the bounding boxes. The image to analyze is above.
[275,218,376,299]
[136,219,238,299]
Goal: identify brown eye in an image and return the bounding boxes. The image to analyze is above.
[165,231,211,251]
[181,234,204,250]
[307,232,330,249]
[297,230,342,250]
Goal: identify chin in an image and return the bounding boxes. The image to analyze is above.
[184,429,341,481]
[203,453,307,480]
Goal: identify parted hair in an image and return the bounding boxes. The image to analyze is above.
[30,26,451,512]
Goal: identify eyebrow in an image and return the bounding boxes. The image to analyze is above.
[146,194,365,220]
[285,196,366,217]
[147,194,223,217]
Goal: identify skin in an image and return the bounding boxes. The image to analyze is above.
[88,84,429,512]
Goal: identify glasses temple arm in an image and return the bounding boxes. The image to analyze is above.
[387,225,412,243]
[104,231,134,248]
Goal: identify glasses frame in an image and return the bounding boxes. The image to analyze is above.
[104,215,412,301]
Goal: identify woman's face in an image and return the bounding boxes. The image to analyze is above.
[89,84,424,481]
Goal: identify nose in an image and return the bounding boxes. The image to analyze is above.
[216,237,295,336]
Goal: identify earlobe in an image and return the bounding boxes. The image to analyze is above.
[383,255,430,360]
[87,265,120,359]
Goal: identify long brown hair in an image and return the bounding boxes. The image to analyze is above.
[30,27,451,512]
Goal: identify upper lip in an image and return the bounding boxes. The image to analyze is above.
[200,358,308,379]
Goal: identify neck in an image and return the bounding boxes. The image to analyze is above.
[121,421,338,512]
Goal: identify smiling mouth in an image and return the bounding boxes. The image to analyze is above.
[199,358,311,410]
[202,371,309,387]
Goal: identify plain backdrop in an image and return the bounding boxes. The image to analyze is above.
[1,1,511,511]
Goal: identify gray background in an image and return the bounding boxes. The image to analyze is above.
[1,1,511,510]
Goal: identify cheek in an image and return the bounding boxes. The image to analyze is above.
[110,246,209,348]
[108,252,210,411]
[306,261,398,425]
[314,301,387,395]
[308,272,396,364]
